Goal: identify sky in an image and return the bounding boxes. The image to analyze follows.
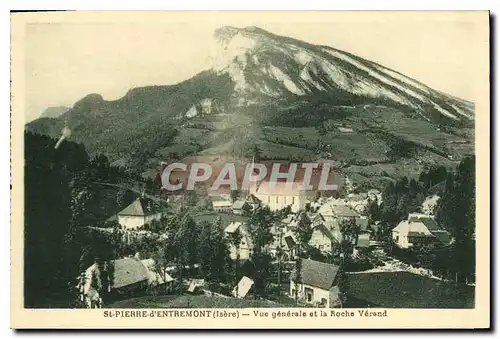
[21,11,487,122]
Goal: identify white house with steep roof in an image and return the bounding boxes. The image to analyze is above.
[115,197,164,230]
[392,213,451,249]
[290,259,343,308]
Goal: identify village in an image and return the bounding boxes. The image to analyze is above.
[77,170,465,310]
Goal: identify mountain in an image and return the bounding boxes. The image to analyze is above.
[39,106,71,119]
[210,26,474,123]
[26,26,474,187]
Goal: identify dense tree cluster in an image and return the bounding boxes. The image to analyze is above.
[24,132,138,307]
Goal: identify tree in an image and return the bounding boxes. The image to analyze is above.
[170,213,199,294]
[366,198,380,225]
[337,267,349,306]
[242,203,253,217]
[339,217,360,259]
[293,258,302,303]
[293,211,313,255]
[197,220,231,283]
[435,156,475,282]
[154,240,176,293]
[248,206,275,253]
[230,190,241,202]
[116,188,135,210]
[248,252,273,299]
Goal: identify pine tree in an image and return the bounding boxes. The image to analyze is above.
[293,211,313,255]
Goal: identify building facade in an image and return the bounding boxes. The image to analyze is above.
[289,259,343,308]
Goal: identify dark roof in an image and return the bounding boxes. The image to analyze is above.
[290,259,340,290]
[284,235,297,249]
[105,214,118,223]
[314,224,336,242]
[112,258,149,289]
[430,230,452,244]
[246,194,261,204]
[407,231,435,238]
[418,217,441,231]
[118,197,162,216]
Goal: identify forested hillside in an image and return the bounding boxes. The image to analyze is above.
[24,132,145,307]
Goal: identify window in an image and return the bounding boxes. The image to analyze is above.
[304,287,313,302]
[276,196,278,203]
[321,298,327,306]
[268,196,270,204]
[292,196,295,204]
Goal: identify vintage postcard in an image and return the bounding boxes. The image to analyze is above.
[10,11,490,329]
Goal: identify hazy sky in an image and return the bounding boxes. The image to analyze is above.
[22,11,487,122]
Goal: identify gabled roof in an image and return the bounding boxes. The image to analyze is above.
[105,214,118,223]
[284,234,297,249]
[429,230,451,244]
[187,279,205,292]
[290,259,340,290]
[312,223,336,242]
[232,276,254,298]
[331,205,360,218]
[232,199,247,210]
[393,219,444,239]
[409,214,441,231]
[246,194,261,204]
[311,213,325,225]
[224,221,242,234]
[112,258,150,289]
[318,202,360,218]
[118,198,162,217]
[141,259,175,285]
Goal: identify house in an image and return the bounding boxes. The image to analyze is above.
[354,233,371,255]
[307,213,337,253]
[224,222,254,260]
[318,203,363,243]
[267,230,298,261]
[289,259,343,308]
[392,213,451,249]
[79,257,151,302]
[212,199,233,213]
[281,214,299,233]
[115,197,165,230]
[251,181,311,213]
[232,276,254,298]
[140,258,175,292]
[232,194,261,215]
[232,200,248,215]
[109,257,151,296]
[187,279,206,294]
[308,223,336,253]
